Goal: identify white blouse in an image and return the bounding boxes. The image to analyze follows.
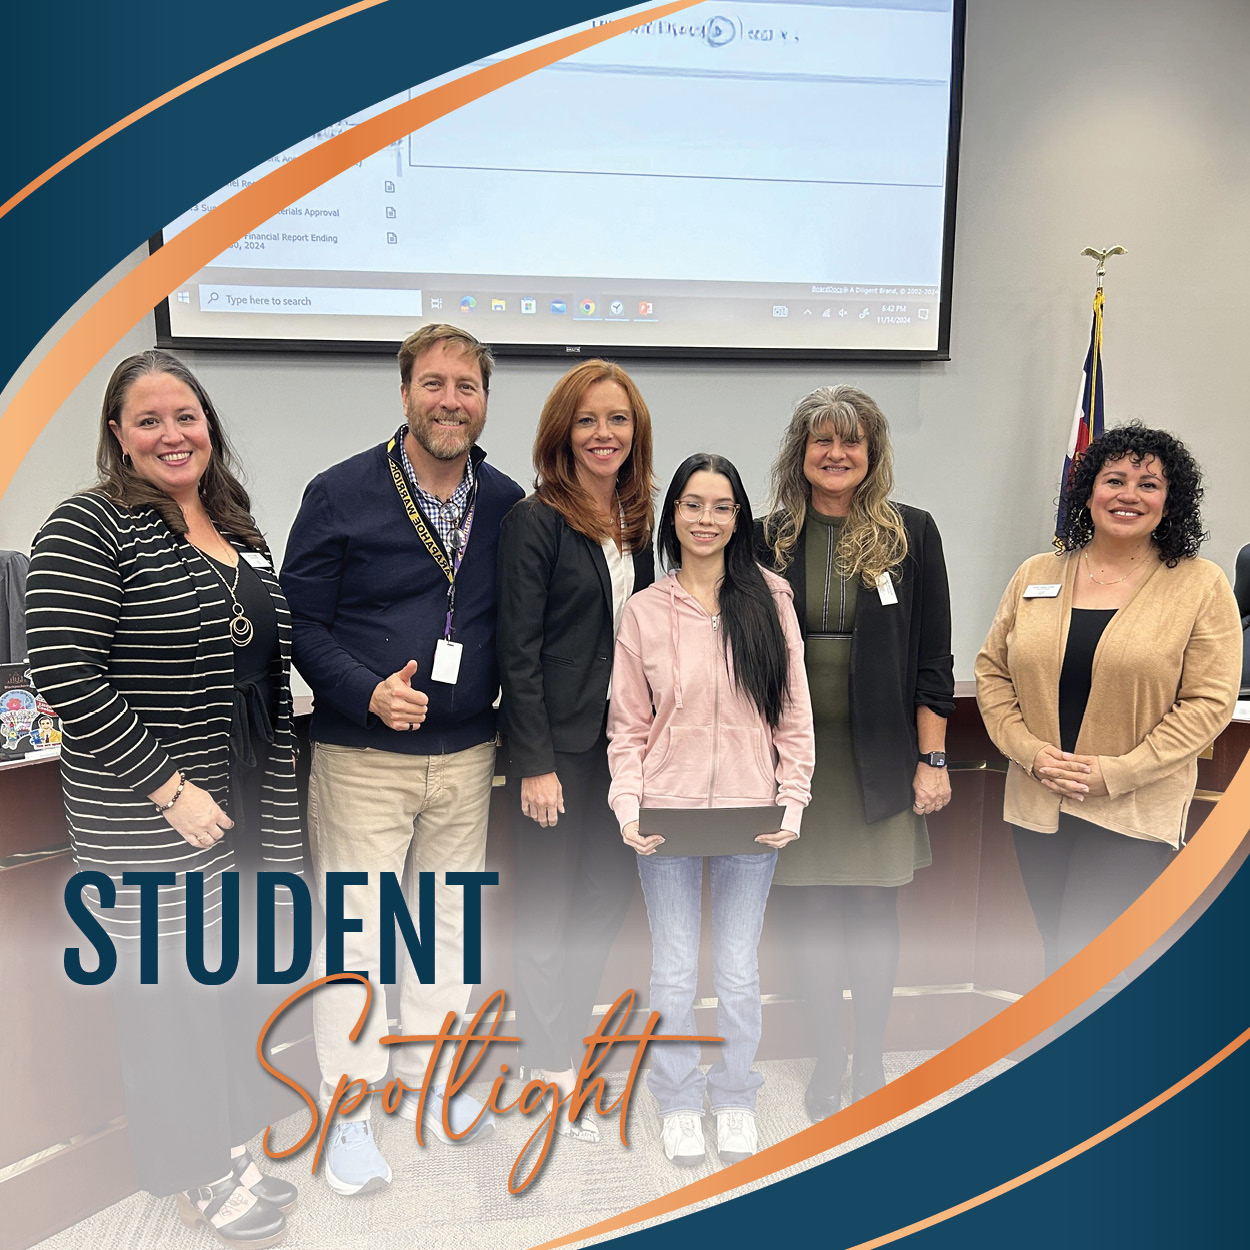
[600,536,635,697]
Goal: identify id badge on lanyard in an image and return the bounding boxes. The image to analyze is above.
[385,437,476,685]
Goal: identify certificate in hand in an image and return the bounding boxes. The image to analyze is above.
[639,806,787,857]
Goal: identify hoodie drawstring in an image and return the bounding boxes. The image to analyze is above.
[668,577,684,709]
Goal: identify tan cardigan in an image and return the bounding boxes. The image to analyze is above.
[975,550,1241,847]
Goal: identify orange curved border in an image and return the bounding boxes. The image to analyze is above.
[0,0,388,224]
[0,0,701,496]
[845,1020,1250,1249]
[531,756,1250,1249]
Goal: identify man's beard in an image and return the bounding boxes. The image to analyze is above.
[408,409,481,461]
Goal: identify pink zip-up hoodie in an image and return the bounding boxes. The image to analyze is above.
[607,568,815,834]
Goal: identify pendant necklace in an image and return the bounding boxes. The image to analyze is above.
[202,552,255,646]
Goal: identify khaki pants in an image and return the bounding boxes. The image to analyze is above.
[308,739,495,1117]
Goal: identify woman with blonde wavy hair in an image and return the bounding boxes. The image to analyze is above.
[754,385,954,1119]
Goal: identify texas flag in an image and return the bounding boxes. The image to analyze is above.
[1056,288,1105,539]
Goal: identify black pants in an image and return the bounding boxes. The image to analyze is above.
[510,730,639,1071]
[113,762,291,1196]
[778,882,900,1087]
[1013,814,1175,983]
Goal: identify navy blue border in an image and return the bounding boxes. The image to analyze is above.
[3,3,1246,1246]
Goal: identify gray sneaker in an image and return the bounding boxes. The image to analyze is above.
[394,1083,496,1145]
[323,1121,392,1196]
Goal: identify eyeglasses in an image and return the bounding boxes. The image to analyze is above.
[675,498,740,523]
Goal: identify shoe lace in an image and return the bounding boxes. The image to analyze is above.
[721,1111,748,1140]
[334,1121,372,1152]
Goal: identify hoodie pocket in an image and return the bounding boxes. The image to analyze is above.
[717,726,777,801]
[643,725,713,798]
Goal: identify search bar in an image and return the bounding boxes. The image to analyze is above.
[198,285,423,317]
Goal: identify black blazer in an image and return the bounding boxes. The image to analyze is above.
[753,502,954,823]
[497,496,655,776]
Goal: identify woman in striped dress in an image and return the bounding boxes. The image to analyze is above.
[26,351,303,1248]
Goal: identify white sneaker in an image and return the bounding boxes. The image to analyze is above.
[715,1109,758,1163]
[660,1113,705,1167]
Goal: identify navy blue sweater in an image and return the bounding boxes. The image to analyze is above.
[282,440,523,754]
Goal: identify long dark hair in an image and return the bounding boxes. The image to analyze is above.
[94,350,267,550]
[659,454,789,728]
[1057,421,1205,568]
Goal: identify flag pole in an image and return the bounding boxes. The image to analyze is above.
[1054,246,1127,549]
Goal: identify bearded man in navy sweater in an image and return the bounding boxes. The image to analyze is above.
[281,323,523,1196]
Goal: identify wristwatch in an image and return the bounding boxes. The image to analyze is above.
[918,751,948,768]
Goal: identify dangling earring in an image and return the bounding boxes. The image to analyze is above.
[122,452,132,467]
[1152,516,1172,541]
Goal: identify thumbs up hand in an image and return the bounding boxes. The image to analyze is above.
[369,659,431,731]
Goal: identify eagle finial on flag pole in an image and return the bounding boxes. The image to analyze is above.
[1055,246,1128,548]
[1079,245,1127,290]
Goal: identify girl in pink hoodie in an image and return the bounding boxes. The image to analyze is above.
[608,454,815,1169]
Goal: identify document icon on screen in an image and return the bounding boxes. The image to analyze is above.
[550,300,566,315]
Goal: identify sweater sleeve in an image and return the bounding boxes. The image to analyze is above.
[496,503,559,777]
[281,475,384,727]
[914,510,956,717]
[606,602,652,829]
[24,497,176,796]
[772,588,815,833]
[974,562,1051,774]
[1099,570,1242,797]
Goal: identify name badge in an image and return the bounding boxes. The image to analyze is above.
[1023,583,1062,599]
[241,551,270,569]
[431,638,463,685]
[876,572,898,606]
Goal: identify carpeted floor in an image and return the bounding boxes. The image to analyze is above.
[33,1051,1011,1250]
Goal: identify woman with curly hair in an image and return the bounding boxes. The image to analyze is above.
[755,386,953,1118]
[976,423,1241,1000]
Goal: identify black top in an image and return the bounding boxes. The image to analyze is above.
[1058,608,1117,754]
[497,496,656,776]
[203,550,279,769]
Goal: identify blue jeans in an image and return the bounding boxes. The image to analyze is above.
[637,851,778,1115]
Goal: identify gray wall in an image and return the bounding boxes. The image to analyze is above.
[2,0,1248,684]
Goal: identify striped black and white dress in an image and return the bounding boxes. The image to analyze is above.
[25,492,303,941]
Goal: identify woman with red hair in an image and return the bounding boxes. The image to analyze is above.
[497,360,656,1139]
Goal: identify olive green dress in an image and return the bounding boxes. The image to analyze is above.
[772,511,932,887]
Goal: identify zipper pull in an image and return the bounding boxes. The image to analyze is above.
[711,613,720,631]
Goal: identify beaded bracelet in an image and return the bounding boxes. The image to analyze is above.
[153,771,187,813]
